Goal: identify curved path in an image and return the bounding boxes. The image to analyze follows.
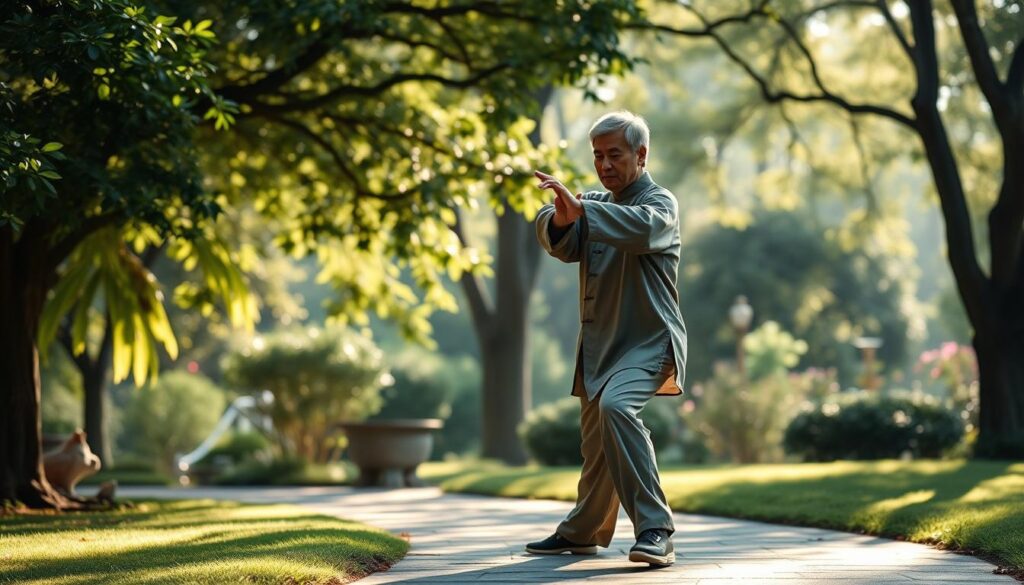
[121,486,1014,584]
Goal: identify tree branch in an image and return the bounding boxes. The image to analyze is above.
[1007,37,1024,95]
[372,32,463,63]
[451,206,495,334]
[702,7,917,128]
[250,64,511,114]
[876,0,915,58]
[950,0,1008,117]
[848,115,880,216]
[907,0,988,325]
[259,113,416,202]
[47,212,122,274]
[217,39,337,103]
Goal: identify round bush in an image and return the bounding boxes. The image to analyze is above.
[519,396,675,466]
[783,390,964,461]
[371,346,454,421]
[121,370,227,474]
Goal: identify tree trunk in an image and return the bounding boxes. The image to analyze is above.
[0,226,66,508]
[82,364,113,466]
[463,88,550,464]
[973,291,1024,458]
[479,301,531,464]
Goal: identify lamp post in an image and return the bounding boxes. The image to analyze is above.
[853,336,884,390]
[729,295,754,375]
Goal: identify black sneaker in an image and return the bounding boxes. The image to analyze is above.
[628,528,674,566]
[525,533,598,555]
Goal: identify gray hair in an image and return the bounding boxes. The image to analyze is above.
[588,111,650,153]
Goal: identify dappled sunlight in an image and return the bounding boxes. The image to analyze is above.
[852,489,936,532]
[1,500,407,585]
[423,459,1023,572]
[497,471,580,500]
[959,466,1024,503]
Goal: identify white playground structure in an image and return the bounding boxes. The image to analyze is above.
[174,390,275,484]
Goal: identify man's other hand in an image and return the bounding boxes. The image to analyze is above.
[535,170,583,227]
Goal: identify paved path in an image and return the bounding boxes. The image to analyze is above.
[121,486,1014,584]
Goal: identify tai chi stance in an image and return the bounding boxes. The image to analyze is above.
[526,111,687,566]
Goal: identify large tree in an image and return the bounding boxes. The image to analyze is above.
[0,0,240,507]
[640,0,1023,456]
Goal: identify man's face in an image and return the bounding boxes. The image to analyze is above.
[593,129,647,194]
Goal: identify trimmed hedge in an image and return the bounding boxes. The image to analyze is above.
[784,390,964,461]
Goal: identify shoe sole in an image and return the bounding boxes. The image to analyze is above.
[526,545,598,555]
[628,550,675,566]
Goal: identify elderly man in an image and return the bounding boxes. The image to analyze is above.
[526,111,687,566]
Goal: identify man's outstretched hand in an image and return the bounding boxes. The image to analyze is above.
[535,170,583,228]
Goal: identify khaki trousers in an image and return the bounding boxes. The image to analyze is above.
[556,365,675,547]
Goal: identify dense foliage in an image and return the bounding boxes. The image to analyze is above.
[222,327,388,463]
[120,369,226,473]
[784,390,965,461]
[682,321,837,463]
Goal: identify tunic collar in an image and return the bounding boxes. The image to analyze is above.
[612,171,654,202]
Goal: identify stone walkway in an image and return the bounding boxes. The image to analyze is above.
[121,486,1015,584]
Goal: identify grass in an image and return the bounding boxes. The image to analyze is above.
[0,499,408,585]
[420,459,1024,572]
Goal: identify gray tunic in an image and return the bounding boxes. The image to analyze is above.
[535,172,688,400]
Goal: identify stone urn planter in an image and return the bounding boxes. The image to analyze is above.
[339,418,443,488]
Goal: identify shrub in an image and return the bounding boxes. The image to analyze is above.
[783,390,965,461]
[223,327,388,463]
[214,456,349,486]
[680,322,834,463]
[519,396,675,466]
[120,370,226,474]
[371,345,453,420]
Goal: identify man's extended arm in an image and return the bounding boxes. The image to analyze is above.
[579,191,678,254]
[534,170,586,263]
[536,203,583,263]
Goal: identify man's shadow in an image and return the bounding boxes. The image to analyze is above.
[378,550,675,583]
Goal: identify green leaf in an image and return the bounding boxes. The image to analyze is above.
[38,170,62,180]
[38,258,96,355]
[41,142,63,152]
[97,83,110,99]
[71,274,102,355]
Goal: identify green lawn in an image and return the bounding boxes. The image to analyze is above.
[0,499,408,585]
[421,459,1024,571]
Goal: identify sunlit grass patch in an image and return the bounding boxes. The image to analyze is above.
[0,499,407,585]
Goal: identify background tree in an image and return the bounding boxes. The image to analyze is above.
[681,210,912,386]
[640,0,1023,456]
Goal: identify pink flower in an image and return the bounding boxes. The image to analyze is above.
[940,342,959,360]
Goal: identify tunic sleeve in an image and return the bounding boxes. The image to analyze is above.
[580,190,678,254]
[536,203,583,263]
